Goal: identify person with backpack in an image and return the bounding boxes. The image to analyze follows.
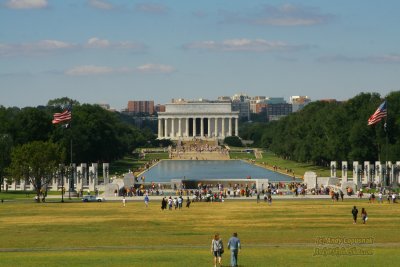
[211,233,224,267]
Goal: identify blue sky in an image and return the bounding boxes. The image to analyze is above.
[1,0,399,110]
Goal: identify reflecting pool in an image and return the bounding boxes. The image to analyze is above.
[140,160,296,182]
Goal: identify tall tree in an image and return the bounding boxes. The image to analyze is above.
[7,141,65,202]
[0,134,13,192]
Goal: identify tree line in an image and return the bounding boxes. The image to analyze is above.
[240,92,400,166]
[0,97,162,192]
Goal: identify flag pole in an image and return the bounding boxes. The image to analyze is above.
[384,100,388,187]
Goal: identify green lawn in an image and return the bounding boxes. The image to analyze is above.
[0,199,399,266]
[110,153,169,175]
[257,151,331,178]
[229,151,256,160]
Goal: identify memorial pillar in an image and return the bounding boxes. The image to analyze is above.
[193,117,196,137]
[200,117,204,137]
[185,118,189,137]
[221,118,225,138]
[103,163,109,184]
[342,161,348,183]
[207,117,211,138]
[228,117,232,137]
[171,118,175,138]
[158,118,162,139]
[364,161,370,184]
[375,161,382,185]
[178,118,182,138]
[164,118,168,138]
[388,161,394,185]
[214,118,218,137]
[235,117,239,136]
[330,161,337,177]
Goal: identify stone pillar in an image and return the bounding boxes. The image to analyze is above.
[171,118,175,138]
[342,161,348,182]
[103,163,109,184]
[235,117,239,136]
[193,117,196,137]
[207,118,211,138]
[164,118,168,138]
[221,118,225,138]
[364,161,370,184]
[200,117,204,137]
[89,163,98,191]
[185,118,189,137]
[178,118,182,138]
[158,118,162,139]
[396,161,400,186]
[330,161,337,177]
[228,117,232,137]
[214,118,218,137]
[387,161,394,185]
[353,161,362,188]
[375,161,382,184]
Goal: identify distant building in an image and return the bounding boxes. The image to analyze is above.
[267,103,292,121]
[155,104,166,113]
[158,101,239,140]
[98,103,110,110]
[290,96,312,112]
[127,100,155,115]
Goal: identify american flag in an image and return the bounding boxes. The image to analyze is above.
[368,101,387,126]
[52,105,72,124]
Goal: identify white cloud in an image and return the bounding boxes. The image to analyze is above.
[85,37,146,50]
[318,54,400,64]
[5,0,47,9]
[136,64,175,73]
[87,0,113,10]
[0,40,76,56]
[86,37,111,48]
[222,4,333,26]
[0,38,146,57]
[183,38,305,52]
[65,65,115,76]
[134,3,168,14]
[65,64,175,76]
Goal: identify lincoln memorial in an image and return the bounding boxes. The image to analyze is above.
[157,102,239,140]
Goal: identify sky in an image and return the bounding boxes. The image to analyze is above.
[0,0,399,110]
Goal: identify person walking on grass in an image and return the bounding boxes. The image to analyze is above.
[211,233,224,267]
[227,232,241,267]
[144,194,149,207]
[351,206,358,224]
[361,208,368,224]
[122,196,126,207]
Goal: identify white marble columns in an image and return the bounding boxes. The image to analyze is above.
[158,116,239,140]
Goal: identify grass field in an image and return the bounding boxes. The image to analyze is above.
[110,153,169,175]
[229,150,331,178]
[0,199,399,267]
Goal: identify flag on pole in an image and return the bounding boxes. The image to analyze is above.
[52,105,72,124]
[368,101,387,126]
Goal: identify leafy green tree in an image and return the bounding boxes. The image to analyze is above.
[224,136,243,147]
[7,141,65,202]
[0,134,13,192]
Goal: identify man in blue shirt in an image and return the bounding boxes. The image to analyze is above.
[227,232,241,267]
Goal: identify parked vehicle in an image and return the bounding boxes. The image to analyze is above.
[82,195,105,202]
